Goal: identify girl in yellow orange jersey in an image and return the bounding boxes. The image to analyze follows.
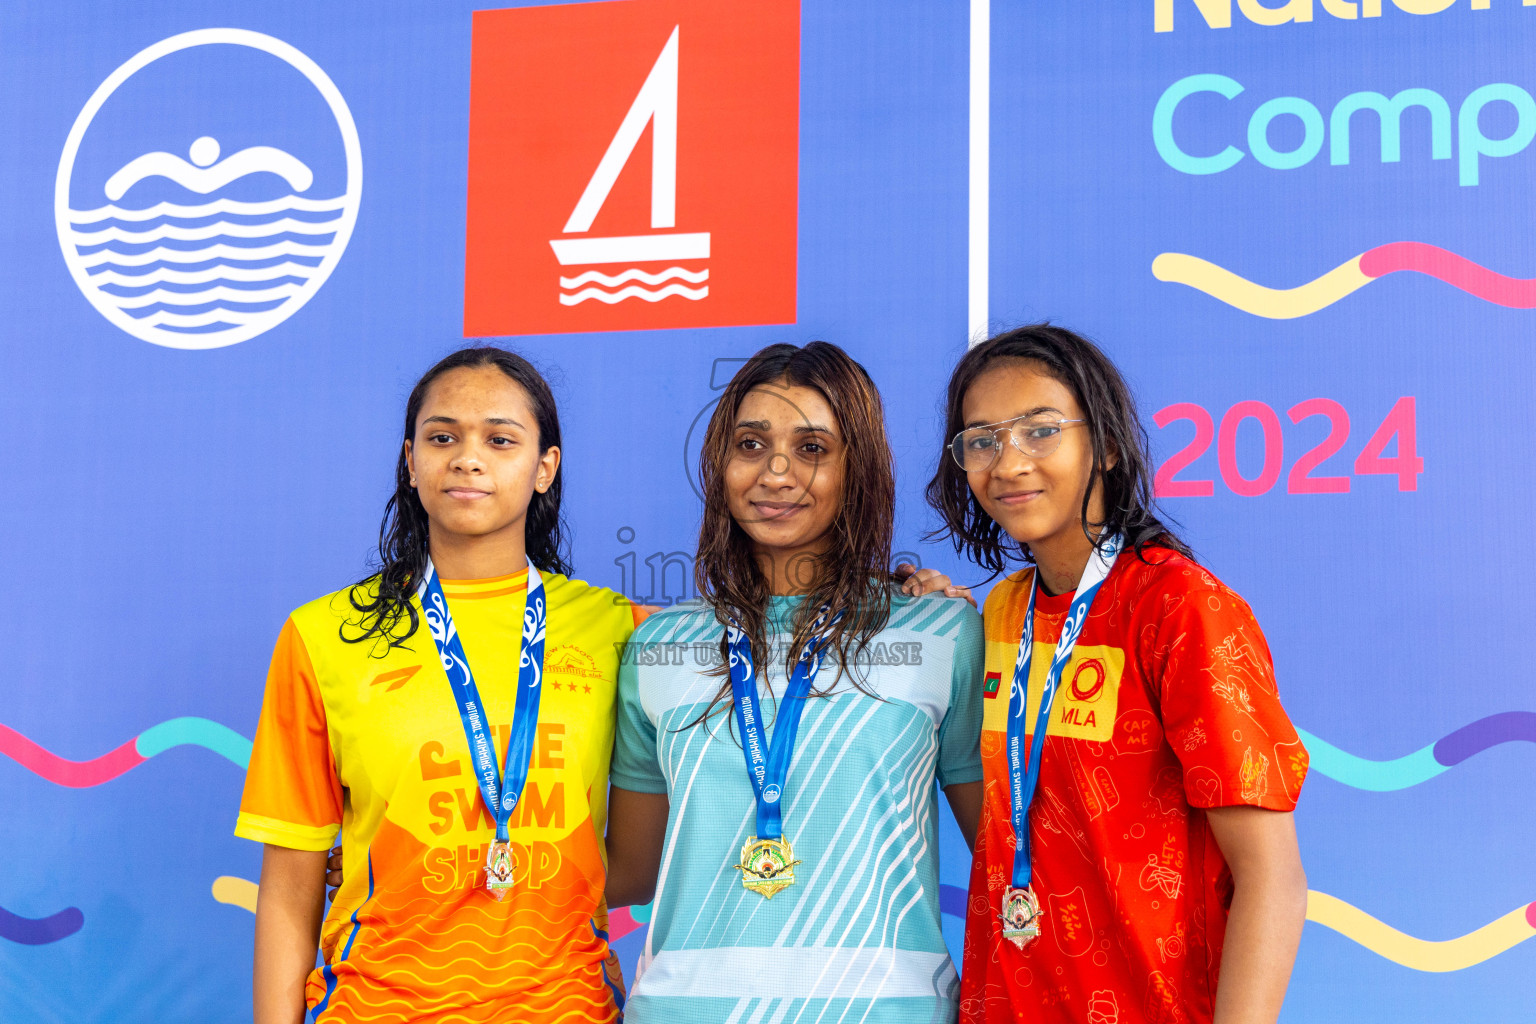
[237,348,645,1024]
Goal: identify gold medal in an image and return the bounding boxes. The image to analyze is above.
[484,840,516,900]
[735,835,801,898]
[999,885,1042,949]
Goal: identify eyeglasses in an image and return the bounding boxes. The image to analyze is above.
[949,415,1086,471]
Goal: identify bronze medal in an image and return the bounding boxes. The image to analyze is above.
[484,840,516,900]
[999,885,1042,949]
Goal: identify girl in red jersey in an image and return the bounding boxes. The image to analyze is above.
[926,325,1309,1024]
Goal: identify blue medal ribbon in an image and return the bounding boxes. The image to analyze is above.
[727,606,834,841]
[417,557,546,845]
[1005,535,1123,890]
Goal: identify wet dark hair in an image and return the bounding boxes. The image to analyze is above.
[925,323,1192,577]
[342,346,570,650]
[690,341,897,719]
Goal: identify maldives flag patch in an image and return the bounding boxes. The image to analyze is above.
[983,671,1002,699]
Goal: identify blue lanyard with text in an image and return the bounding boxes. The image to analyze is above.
[727,606,833,841]
[1006,535,1122,890]
[417,557,546,845]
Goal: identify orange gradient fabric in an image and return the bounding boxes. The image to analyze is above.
[237,570,645,1023]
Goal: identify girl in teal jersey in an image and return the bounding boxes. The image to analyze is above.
[606,341,983,1024]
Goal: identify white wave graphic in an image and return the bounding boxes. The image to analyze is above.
[559,283,709,305]
[131,308,280,329]
[70,217,339,246]
[69,195,347,224]
[559,266,709,288]
[89,262,315,287]
[110,283,304,310]
[74,192,332,334]
[68,197,344,354]
[78,240,331,269]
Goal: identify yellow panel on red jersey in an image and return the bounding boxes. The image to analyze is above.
[981,642,1124,743]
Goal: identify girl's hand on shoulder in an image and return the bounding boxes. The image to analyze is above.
[325,846,343,897]
[895,563,976,609]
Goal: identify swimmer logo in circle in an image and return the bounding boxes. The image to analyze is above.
[55,29,362,350]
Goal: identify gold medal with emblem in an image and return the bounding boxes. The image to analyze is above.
[735,835,801,898]
[999,885,1042,949]
[484,840,516,901]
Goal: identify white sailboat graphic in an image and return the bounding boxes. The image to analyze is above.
[549,26,710,305]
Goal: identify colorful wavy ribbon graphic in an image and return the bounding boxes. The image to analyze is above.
[931,884,1535,971]
[1298,712,1536,792]
[0,717,250,786]
[10,711,1526,794]
[211,875,259,913]
[1153,243,1536,318]
[1305,891,1536,972]
[0,904,84,945]
[12,711,1532,967]
[608,901,651,941]
[18,710,1523,794]
[80,873,1536,972]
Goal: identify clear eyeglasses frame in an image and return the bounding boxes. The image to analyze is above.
[948,415,1087,472]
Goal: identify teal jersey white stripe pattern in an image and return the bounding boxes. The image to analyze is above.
[612,591,984,1024]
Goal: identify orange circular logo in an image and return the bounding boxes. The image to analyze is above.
[1068,658,1106,702]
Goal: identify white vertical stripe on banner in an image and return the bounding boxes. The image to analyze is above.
[968,0,989,346]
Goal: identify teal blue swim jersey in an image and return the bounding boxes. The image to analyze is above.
[612,591,984,1024]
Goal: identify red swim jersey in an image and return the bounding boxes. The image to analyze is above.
[960,547,1307,1024]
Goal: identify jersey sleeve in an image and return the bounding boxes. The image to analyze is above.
[1149,572,1308,812]
[234,618,344,850]
[609,638,667,794]
[936,606,985,788]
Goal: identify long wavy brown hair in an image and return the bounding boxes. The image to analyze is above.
[691,341,897,720]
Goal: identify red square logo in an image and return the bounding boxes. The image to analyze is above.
[465,0,800,337]
[983,671,1002,699]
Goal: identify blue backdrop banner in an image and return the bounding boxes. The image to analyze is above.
[1,2,1531,1022]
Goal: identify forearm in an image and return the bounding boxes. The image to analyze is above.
[1211,851,1308,1024]
[605,787,668,908]
[253,846,328,1024]
[943,781,982,852]
[605,855,656,909]
[605,819,656,907]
